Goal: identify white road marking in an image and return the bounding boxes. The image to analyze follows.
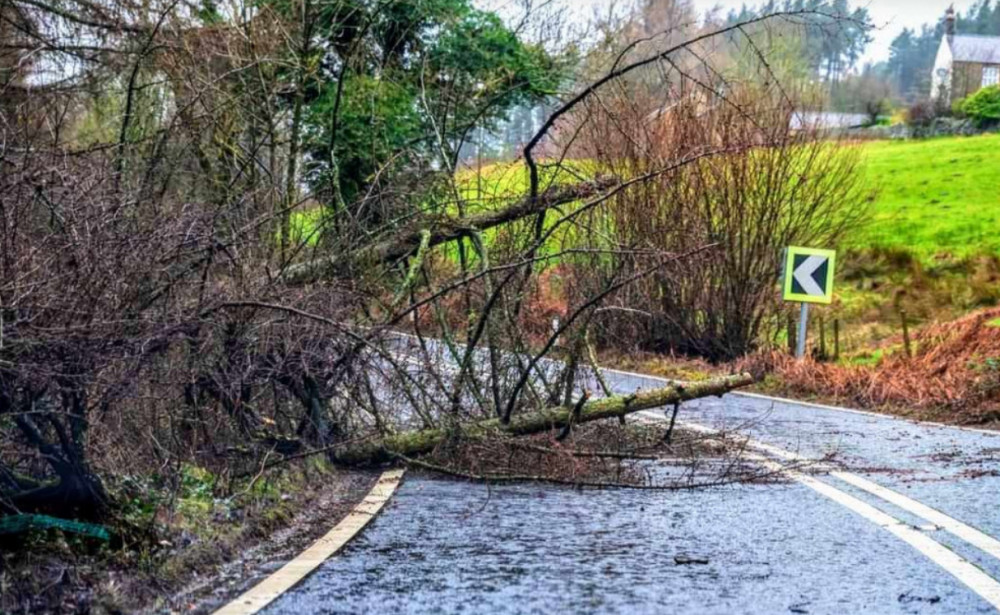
[643,413,1000,610]
[833,471,1000,564]
[598,364,1000,437]
[759,455,1000,611]
[212,469,405,615]
[733,390,1000,438]
[390,339,1000,608]
[659,415,1000,562]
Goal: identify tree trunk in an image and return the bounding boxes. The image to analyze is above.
[331,373,754,465]
[282,178,616,285]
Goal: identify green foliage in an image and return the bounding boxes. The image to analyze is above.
[305,75,422,201]
[117,464,220,528]
[195,0,223,24]
[284,0,566,222]
[116,475,161,528]
[961,86,1000,125]
[176,464,216,517]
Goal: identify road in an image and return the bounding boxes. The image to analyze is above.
[261,366,1000,614]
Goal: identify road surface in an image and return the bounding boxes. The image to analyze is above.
[261,367,1000,614]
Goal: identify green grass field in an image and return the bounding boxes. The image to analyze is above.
[291,134,1000,265]
[853,133,1000,261]
[285,134,1000,355]
[443,135,1000,267]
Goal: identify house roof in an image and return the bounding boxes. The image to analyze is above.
[951,35,1000,64]
[789,112,869,131]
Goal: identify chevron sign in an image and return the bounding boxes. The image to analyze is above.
[783,246,836,305]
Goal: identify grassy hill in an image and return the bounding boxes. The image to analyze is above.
[448,134,1000,267]
[291,134,1000,262]
[287,134,1000,352]
[853,134,1000,262]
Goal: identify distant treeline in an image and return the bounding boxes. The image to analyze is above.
[724,0,1000,105]
[724,0,872,83]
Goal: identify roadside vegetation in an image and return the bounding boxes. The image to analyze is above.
[5,0,1000,609]
[593,131,1000,424]
[1,0,871,611]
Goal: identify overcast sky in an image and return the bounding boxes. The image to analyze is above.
[494,0,979,66]
[701,0,965,64]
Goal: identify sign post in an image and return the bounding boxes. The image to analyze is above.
[797,303,809,359]
[783,246,836,359]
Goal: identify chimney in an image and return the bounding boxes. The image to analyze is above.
[946,4,956,38]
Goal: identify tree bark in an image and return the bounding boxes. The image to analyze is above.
[331,373,754,465]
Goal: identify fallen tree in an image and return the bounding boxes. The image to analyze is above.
[331,373,754,465]
[281,178,617,285]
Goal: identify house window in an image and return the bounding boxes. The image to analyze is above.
[985,66,1000,88]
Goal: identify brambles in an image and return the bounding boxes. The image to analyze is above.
[746,307,1000,423]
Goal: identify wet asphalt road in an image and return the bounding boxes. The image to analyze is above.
[263,368,1000,614]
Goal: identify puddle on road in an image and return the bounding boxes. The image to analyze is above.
[264,476,990,615]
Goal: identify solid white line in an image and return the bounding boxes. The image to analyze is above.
[771,459,1000,611]
[732,391,1000,437]
[212,469,405,615]
[663,415,1000,569]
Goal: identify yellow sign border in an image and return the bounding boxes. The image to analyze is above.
[783,246,836,305]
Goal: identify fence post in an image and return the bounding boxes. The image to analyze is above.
[833,319,841,361]
[797,303,809,359]
[900,308,912,358]
[819,314,826,360]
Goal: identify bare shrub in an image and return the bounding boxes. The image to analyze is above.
[561,85,870,362]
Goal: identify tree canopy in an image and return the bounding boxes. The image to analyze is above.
[724,0,872,84]
[277,0,567,219]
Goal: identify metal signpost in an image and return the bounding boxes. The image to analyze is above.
[782,246,836,358]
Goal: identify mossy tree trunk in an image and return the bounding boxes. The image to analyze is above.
[331,373,754,466]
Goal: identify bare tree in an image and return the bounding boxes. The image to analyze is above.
[0,0,867,526]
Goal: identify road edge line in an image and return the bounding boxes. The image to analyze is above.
[212,469,405,615]
[732,391,1000,437]
[771,458,1000,610]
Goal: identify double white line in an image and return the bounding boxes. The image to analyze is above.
[666,416,1000,609]
[617,381,1000,611]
